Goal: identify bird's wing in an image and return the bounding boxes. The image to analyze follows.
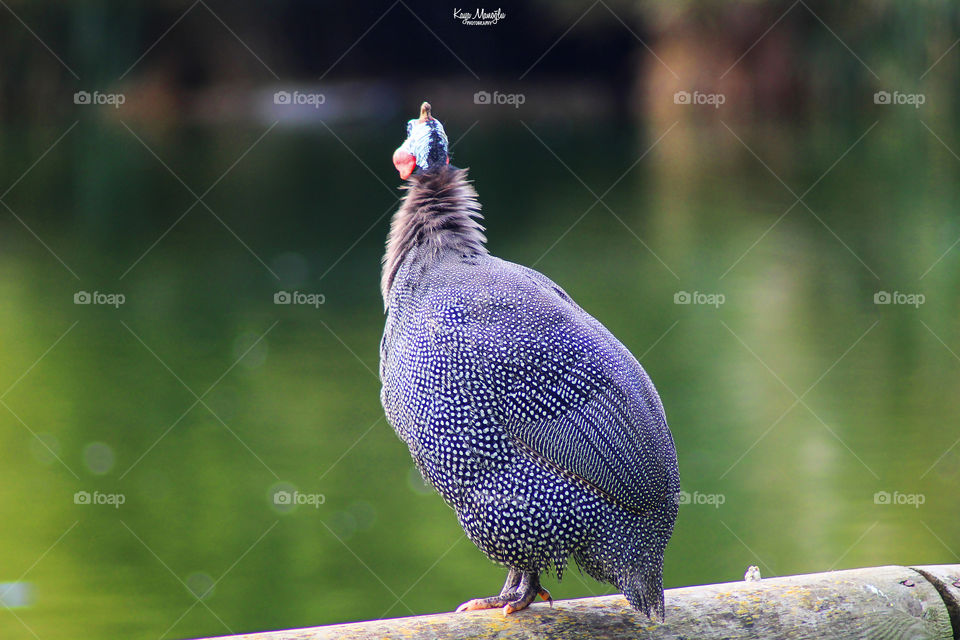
[430,258,678,516]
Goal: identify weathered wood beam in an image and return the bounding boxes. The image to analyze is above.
[196,564,960,640]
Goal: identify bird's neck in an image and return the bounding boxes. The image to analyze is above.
[381,165,487,305]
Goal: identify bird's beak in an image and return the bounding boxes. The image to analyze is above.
[393,148,417,180]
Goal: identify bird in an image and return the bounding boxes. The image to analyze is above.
[379,102,680,620]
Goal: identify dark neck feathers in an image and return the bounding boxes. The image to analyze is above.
[381,165,487,304]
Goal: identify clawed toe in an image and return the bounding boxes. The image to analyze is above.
[503,594,533,615]
[456,597,507,612]
[503,586,551,615]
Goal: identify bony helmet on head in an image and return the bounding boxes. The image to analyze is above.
[392,102,449,180]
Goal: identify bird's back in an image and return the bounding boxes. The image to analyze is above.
[381,247,679,517]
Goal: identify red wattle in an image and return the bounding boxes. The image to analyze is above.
[393,149,417,180]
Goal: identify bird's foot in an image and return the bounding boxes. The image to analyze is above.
[455,571,551,616]
[503,584,552,615]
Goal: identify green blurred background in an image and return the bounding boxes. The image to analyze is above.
[1,1,958,638]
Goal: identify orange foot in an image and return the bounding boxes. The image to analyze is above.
[455,570,552,616]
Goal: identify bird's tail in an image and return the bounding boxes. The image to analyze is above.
[620,487,680,621]
[619,544,667,621]
[575,502,676,621]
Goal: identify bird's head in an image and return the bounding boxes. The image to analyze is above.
[392,102,449,180]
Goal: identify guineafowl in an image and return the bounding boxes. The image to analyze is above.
[379,102,680,619]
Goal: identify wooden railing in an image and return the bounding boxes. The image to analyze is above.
[193,564,960,639]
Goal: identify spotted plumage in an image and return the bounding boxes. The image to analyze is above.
[380,104,680,619]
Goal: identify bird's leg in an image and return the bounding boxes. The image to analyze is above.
[503,572,552,614]
[500,567,523,599]
[455,569,552,615]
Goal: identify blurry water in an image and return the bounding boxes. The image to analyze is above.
[1,116,957,639]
